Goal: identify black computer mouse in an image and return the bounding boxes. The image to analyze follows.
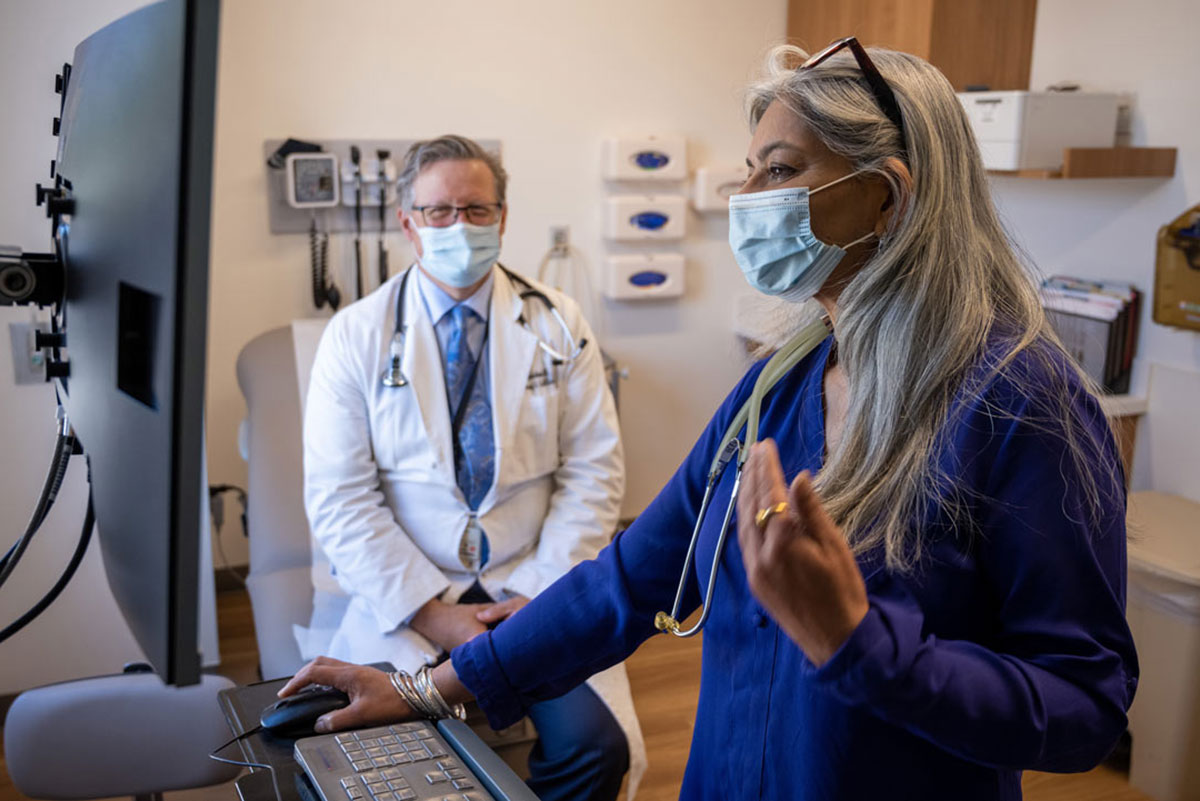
[260,684,350,738]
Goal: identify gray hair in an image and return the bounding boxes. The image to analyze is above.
[746,45,1119,572]
[396,134,508,210]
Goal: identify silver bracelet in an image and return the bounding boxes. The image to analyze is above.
[387,667,464,720]
[416,664,466,721]
[388,670,436,719]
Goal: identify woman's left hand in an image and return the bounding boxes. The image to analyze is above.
[736,440,870,667]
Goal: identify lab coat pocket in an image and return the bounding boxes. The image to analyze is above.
[371,387,436,478]
[508,383,561,481]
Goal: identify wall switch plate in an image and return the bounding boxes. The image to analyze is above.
[9,321,48,385]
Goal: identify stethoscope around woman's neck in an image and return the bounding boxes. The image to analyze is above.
[654,314,832,638]
[380,263,586,389]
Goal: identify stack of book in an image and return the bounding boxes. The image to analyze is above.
[1040,276,1141,394]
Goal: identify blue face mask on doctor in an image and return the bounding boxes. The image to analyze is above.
[728,171,876,302]
[414,221,501,288]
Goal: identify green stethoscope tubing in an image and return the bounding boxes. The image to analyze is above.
[655,315,832,638]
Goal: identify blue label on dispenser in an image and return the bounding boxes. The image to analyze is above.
[632,150,671,170]
[629,270,668,287]
[630,211,669,230]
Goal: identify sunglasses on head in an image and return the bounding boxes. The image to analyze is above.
[801,36,907,150]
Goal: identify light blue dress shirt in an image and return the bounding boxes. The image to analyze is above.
[414,265,494,404]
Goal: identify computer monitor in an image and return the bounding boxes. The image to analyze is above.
[3,0,221,686]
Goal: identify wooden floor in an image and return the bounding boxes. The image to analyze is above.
[1,587,1153,801]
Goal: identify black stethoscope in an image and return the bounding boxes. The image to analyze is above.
[380,264,587,388]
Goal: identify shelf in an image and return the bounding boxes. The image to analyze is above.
[988,147,1177,179]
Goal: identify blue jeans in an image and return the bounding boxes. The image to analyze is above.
[458,582,628,801]
[525,684,629,801]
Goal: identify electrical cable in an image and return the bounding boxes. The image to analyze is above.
[209,484,248,587]
[0,488,94,644]
[309,215,325,309]
[376,149,390,287]
[0,411,75,589]
[537,240,601,340]
[209,724,285,801]
[309,215,340,311]
[350,145,364,300]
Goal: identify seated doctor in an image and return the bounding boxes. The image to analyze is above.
[285,42,1138,799]
[301,134,639,801]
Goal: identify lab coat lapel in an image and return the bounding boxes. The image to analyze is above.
[490,269,539,457]
[403,272,455,481]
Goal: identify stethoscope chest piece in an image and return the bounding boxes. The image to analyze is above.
[381,330,408,387]
[381,270,413,389]
[654,315,832,639]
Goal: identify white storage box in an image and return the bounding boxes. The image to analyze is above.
[957,91,1120,171]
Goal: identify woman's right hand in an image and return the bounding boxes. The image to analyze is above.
[277,656,412,733]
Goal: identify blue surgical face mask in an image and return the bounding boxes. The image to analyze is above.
[414,221,501,288]
[728,171,875,302]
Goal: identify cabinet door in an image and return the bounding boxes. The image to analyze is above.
[928,0,1036,91]
[787,0,935,57]
[787,0,1036,92]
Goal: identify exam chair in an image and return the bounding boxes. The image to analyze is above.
[4,669,239,800]
[235,323,537,771]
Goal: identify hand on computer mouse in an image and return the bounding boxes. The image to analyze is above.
[260,685,350,737]
[277,656,412,733]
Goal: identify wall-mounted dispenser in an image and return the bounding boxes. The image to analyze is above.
[604,194,686,241]
[603,136,687,181]
[604,253,685,300]
[691,166,746,212]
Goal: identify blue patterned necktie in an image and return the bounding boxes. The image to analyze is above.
[444,304,495,514]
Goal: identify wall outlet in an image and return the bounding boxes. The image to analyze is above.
[8,321,48,385]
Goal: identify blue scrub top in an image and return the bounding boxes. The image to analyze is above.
[453,335,1138,800]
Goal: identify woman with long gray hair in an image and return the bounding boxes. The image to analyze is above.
[283,39,1137,799]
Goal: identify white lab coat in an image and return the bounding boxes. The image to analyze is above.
[300,264,645,794]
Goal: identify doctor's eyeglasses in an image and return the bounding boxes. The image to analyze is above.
[801,36,907,149]
[412,202,504,226]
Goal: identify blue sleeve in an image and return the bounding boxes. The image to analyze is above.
[811,366,1138,772]
[452,360,770,729]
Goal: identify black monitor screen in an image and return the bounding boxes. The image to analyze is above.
[52,0,220,686]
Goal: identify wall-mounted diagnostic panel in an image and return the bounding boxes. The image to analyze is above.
[603,136,687,181]
[604,253,685,300]
[604,195,686,241]
[264,138,501,235]
[691,165,746,212]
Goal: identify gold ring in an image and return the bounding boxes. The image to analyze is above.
[755,502,789,529]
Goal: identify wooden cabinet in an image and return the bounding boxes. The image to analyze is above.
[787,0,1038,92]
